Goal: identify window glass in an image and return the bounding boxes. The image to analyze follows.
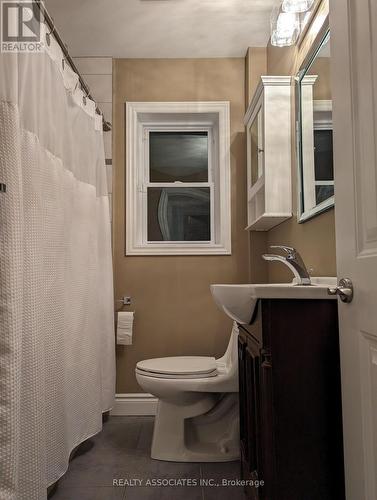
[149,132,208,182]
[314,129,333,180]
[147,187,210,241]
[314,129,334,205]
[316,185,334,205]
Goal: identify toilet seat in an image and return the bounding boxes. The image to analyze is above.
[136,356,218,379]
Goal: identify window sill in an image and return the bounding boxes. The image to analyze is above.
[125,243,232,256]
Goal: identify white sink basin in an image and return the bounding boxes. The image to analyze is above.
[210,277,337,325]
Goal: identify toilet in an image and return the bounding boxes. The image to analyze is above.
[135,322,240,462]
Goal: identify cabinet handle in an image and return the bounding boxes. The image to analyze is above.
[260,349,271,365]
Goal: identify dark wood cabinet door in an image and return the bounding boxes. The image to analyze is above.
[239,333,262,500]
[238,299,345,500]
[259,349,274,500]
[238,335,248,464]
[245,342,261,500]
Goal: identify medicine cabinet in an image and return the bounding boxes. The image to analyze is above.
[244,76,292,231]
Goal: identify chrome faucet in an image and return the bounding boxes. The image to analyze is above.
[262,245,311,286]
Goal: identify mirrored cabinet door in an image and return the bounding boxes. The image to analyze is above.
[249,107,264,188]
[296,30,333,222]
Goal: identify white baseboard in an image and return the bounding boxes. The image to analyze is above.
[111,393,158,416]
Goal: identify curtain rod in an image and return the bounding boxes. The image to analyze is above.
[33,1,112,132]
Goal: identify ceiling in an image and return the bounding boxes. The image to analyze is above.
[46,0,279,58]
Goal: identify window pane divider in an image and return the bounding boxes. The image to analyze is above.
[146,182,212,188]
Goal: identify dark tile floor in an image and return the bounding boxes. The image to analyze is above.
[51,416,246,500]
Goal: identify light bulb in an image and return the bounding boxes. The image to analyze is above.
[271,11,300,47]
[282,0,315,13]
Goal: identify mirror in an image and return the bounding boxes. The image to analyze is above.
[249,107,264,187]
[296,30,333,222]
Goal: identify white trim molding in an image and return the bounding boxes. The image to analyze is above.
[125,101,231,256]
[111,393,158,416]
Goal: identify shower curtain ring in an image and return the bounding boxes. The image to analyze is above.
[82,87,90,106]
[45,18,55,46]
[61,43,69,71]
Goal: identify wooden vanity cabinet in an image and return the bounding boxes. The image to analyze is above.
[238,299,345,500]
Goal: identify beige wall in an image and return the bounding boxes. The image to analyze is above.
[310,57,331,100]
[249,1,336,283]
[245,47,267,108]
[113,58,249,393]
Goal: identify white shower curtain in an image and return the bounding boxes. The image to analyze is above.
[0,24,115,500]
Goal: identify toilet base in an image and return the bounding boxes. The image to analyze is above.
[151,393,240,462]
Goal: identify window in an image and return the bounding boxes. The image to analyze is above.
[126,102,231,255]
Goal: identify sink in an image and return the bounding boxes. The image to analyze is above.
[210,277,338,325]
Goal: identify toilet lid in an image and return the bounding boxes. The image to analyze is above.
[136,356,217,377]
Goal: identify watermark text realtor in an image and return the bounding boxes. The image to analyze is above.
[1,1,44,52]
[113,478,265,488]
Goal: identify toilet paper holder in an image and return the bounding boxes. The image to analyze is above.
[117,296,132,306]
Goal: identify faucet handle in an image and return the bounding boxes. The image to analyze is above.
[270,245,296,257]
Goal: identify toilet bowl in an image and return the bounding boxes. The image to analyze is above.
[135,322,240,462]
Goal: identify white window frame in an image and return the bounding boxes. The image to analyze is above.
[125,101,231,255]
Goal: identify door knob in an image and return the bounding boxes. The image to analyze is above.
[328,278,354,303]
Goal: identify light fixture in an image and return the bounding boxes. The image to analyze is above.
[282,0,315,13]
[270,10,300,47]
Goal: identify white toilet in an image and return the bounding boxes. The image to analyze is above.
[135,322,240,462]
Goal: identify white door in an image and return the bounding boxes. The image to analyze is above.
[331,0,377,499]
